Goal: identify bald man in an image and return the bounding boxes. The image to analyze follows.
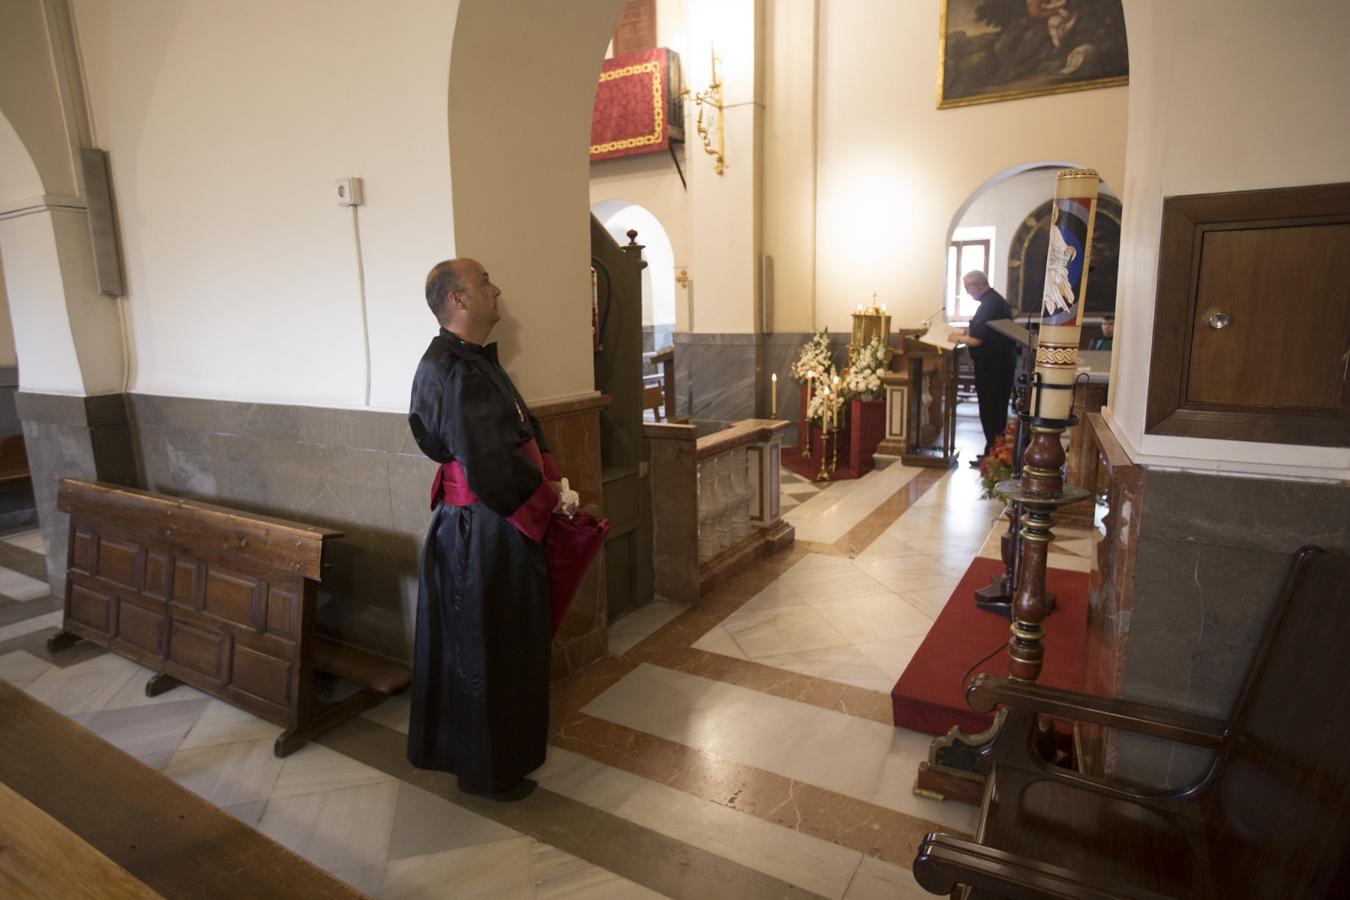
[949,271,1017,465]
[406,258,573,798]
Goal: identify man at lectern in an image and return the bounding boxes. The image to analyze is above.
[948,271,1016,466]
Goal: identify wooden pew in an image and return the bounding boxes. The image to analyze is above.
[0,680,364,899]
[49,479,410,757]
[912,546,1350,899]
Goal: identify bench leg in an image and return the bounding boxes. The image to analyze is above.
[46,631,81,654]
[145,673,183,698]
[272,686,394,758]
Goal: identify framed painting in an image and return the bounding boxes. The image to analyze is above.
[938,0,1129,109]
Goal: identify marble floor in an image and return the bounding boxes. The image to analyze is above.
[0,423,1099,899]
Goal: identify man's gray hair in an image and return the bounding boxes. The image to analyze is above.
[963,270,989,287]
[425,260,465,317]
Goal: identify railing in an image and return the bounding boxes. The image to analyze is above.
[645,418,793,605]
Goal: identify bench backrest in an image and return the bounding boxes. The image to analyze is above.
[1208,547,1350,897]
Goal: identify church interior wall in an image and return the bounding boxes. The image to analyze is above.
[812,0,1127,335]
[1105,0,1350,481]
[954,167,1067,301]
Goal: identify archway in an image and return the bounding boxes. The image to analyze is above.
[943,162,1119,324]
[591,200,677,358]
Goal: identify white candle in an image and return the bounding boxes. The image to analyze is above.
[771,373,778,417]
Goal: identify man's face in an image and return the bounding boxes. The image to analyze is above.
[452,260,502,330]
[963,279,988,300]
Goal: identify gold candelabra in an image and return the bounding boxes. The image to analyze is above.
[681,47,726,175]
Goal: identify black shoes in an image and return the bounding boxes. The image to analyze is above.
[969,455,985,469]
[457,776,538,802]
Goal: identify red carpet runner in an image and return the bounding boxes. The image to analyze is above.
[891,557,1089,735]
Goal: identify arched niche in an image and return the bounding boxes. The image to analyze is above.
[1006,193,1122,318]
[591,199,676,355]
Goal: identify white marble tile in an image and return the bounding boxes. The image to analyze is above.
[689,624,748,660]
[380,838,535,900]
[24,652,144,717]
[1047,552,1092,573]
[720,605,852,659]
[810,592,933,645]
[531,843,668,900]
[853,635,926,683]
[178,698,284,749]
[270,740,393,800]
[362,690,412,736]
[607,601,685,657]
[2,530,46,555]
[83,697,209,767]
[754,644,897,693]
[0,649,51,690]
[895,583,961,621]
[259,778,399,873]
[843,855,931,900]
[852,557,962,597]
[537,748,861,899]
[102,670,211,712]
[582,665,978,832]
[333,863,388,898]
[0,610,63,644]
[739,567,892,614]
[163,736,286,807]
[0,566,52,601]
[386,781,518,861]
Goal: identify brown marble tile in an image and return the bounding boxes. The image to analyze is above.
[829,469,947,557]
[549,712,962,868]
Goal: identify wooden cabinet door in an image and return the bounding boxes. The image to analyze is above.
[1148,183,1350,446]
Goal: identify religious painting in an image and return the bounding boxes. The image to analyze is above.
[938,0,1129,109]
[1006,194,1121,317]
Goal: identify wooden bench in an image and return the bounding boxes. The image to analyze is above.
[0,433,30,484]
[913,546,1350,899]
[0,679,364,899]
[49,479,410,757]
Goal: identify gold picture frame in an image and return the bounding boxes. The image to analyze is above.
[937,0,1129,110]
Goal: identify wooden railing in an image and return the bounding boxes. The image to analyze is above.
[645,418,793,605]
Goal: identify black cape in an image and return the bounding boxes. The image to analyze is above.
[406,328,552,791]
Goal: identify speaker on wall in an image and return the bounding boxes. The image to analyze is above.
[79,147,124,296]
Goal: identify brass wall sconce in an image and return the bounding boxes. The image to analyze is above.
[675,267,690,288]
[681,47,726,175]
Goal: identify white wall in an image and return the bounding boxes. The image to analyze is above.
[955,167,1060,298]
[595,202,676,328]
[814,0,1127,335]
[72,0,462,410]
[1106,0,1350,480]
[448,0,626,404]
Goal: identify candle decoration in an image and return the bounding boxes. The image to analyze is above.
[771,373,778,418]
[849,293,895,370]
[1030,169,1099,423]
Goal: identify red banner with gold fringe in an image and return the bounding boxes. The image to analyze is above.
[590,48,681,162]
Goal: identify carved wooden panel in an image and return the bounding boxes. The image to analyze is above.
[203,568,264,629]
[144,551,172,601]
[1147,182,1350,446]
[71,530,97,574]
[172,558,203,610]
[168,619,227,682]
[68,580,113,636]
[231,641,294,708]
[96,538,144,591]
[114,598,167,657]
[266,584,298,638]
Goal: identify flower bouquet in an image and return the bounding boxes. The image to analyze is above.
[791,329,836,426]
[978,420,1018,500]
[842,336,887,402]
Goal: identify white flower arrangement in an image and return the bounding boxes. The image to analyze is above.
[843,336,888,402]
[791,329,838,426]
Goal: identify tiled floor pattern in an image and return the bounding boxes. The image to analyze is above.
[1,432,1097,900]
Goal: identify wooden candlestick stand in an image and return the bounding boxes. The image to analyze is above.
[914,382,1090,805]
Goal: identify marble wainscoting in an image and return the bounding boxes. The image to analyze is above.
[15,391,141,592]
[675,333,852,443]
[16,391,608,676]
[1089,420,1349,787]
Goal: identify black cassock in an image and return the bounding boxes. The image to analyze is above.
[406,328,559,792]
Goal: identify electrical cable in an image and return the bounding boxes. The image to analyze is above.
[961,639,1010,691]
[351,204,372,407]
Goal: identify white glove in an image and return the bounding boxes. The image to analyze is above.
[553,477,580,517]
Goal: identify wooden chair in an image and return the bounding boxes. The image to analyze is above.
[914,546,1350,899]
[643,382,666,421]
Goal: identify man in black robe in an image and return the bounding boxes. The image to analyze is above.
[407,258,574,797]
[949,271,1017,466]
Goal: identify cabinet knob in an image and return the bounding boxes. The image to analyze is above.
[1206,310,1231,330]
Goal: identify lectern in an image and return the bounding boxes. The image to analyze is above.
[899,335,959,469]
